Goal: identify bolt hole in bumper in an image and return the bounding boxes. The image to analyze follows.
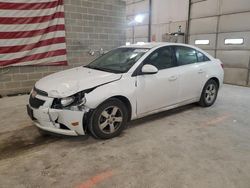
[27,105,86,136]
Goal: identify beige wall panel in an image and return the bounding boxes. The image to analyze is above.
[152,0,188,24]
[190,0,219,19]
[217,50,250,69]
[219,12,250,33]
[189,34,217,50]
[188,0,250,86]
[134,25,149,38]
[152,23,170,42]
[190,17,218,34]
[217,32,250,50]
[151,22,187,42]
[126,0,149,15]
[135,37,148,43]
[169,21,187,33]
[224,68,248,86]
[221,0,250,14]
[126,25,149,39]
[204,50,216,57]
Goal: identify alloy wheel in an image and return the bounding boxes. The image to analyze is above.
[98,106,123,134]
[205,83,217,104]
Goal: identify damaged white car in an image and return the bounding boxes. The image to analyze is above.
[27,43,224,139]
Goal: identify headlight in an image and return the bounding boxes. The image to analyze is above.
[61,96,75,107]
[52,91,89,109]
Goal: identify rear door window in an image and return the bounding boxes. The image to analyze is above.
[197,51,210,62]
[175,46,198,66]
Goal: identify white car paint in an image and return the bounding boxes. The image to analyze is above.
[35,66,122,98]
[136,65,181,114]
[27,42,224,136]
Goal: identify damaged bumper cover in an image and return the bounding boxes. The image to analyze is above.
[27,105,87,136]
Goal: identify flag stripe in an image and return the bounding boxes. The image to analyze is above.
[0,0,54,3]
[0,12,64,24]
[0,18,65,32]
[0,5,64,17]
[0,0,67,67]
[0,0,63,10]
[0,24,65,39]
[40,60,67,66]
[0,31,66,47]
[0,49,67,66]
[11,55,67,66]
[1,43,66,60]
[11,61,67,67]
[0,37,65,54]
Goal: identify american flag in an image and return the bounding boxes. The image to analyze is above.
[0,0,67,67]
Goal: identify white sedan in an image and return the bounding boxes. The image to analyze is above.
[27,43,224,139]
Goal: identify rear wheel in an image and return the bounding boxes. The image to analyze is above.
[88,99,128,139]
[199,79,219,107]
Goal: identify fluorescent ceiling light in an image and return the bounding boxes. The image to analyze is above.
[134,14,144,23]
[195,40,210,45]
[225,38,244,45]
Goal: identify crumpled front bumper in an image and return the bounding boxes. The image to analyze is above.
[27,105,87,136]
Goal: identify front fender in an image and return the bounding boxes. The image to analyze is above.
[84,76,137,119]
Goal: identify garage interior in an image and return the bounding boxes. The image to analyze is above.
[0,0,250,188]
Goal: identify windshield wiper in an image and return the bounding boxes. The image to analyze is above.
[85,65,123,73]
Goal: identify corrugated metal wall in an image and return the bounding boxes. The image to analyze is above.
[151,0,188,42]
[126,0,188,43]
[126,0,150,43]
[189,0,250,86]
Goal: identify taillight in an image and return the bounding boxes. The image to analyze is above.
[221,63,224,69]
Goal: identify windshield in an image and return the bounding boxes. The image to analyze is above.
[86,48,149,73]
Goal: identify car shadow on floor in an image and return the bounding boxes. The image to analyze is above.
[0,104,198,160]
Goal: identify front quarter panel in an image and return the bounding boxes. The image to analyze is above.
[84,75,137,119]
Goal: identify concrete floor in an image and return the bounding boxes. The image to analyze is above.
[0,84,250,188]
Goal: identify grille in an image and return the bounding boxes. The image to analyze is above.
[29,95,45,109]
[34,87,48,96]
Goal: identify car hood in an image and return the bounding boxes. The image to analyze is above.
[35,67,122,98]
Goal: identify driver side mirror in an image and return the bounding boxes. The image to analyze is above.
[141,64,158,74]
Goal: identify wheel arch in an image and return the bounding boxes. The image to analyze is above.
[199,77,220,101]
[208,77,220,88]
[84,95,132,137]
[199,77,220,107]
[109,95,132,121]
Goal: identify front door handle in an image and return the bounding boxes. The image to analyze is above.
[168,75,178,81]
[198,69,204,74]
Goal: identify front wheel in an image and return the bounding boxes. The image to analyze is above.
[88,99,128,139]
[199,79,219,107]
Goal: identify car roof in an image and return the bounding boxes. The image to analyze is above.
[120,42,166,49]
[120,42,195,49]
[119,42,214,59]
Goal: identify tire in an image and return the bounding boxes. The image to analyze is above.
[88,98,128,139]
[199,79,219,107]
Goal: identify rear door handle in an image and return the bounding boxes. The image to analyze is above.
[168,75,178,81]
[198,69,204,74]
